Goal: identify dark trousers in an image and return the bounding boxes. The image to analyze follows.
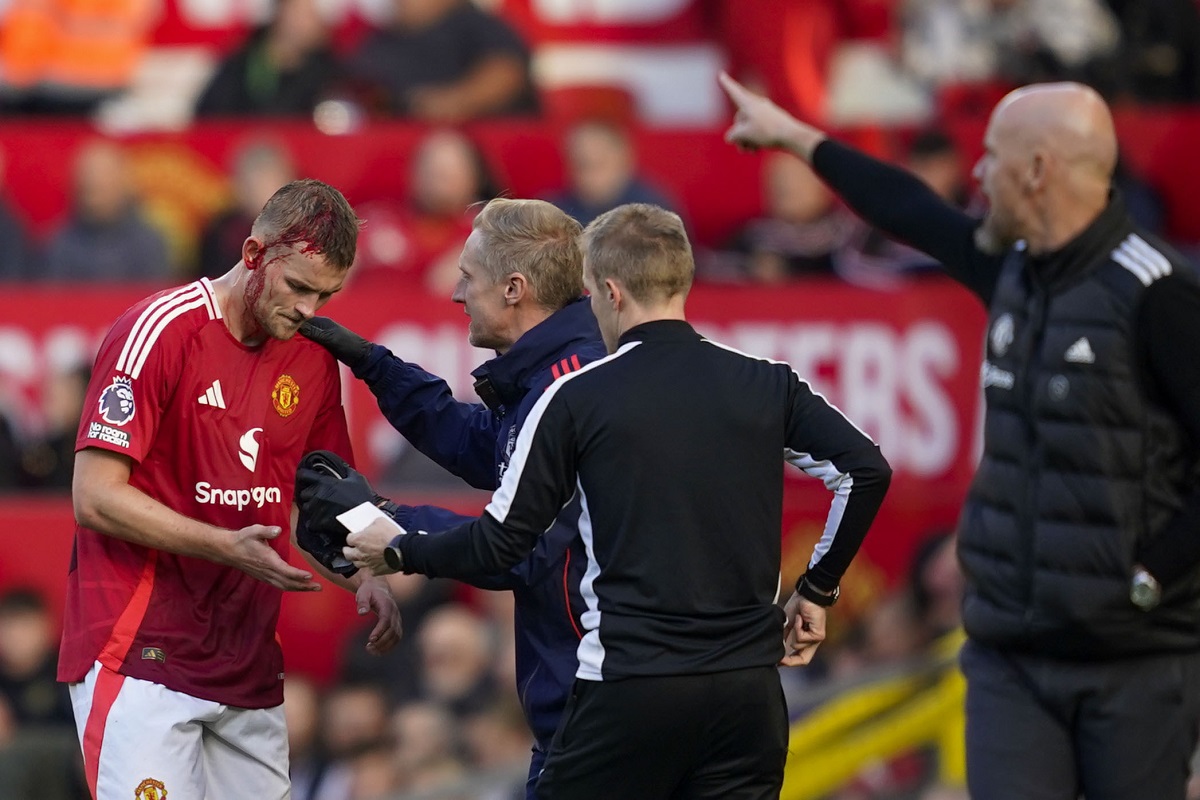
[535,667,788,800]
[961,639,1200,800]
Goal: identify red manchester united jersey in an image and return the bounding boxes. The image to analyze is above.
[59,278,352,708]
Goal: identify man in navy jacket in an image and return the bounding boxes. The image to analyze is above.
[300,197,604,796]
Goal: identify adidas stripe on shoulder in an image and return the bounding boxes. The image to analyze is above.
[1112,233,1172,287]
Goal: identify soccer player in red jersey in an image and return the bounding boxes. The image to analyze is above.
[59,179,402,800]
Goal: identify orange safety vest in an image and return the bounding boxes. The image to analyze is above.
[0,0,154,92]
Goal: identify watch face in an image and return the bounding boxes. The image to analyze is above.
[384,546,402,572]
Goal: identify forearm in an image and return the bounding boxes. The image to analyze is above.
[811,140,997,299]
[774,118,828,163]
[399,503,519,589]
[74,480,229,563]
[804,455,893,591]
[354,345,499,489]
[396,512,537,579]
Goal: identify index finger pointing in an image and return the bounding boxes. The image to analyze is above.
[718,71,752,105]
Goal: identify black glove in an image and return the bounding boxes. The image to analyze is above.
[294,451,401,576]
[299,317,373,370]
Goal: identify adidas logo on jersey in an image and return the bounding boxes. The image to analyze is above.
[1064,337,1096,364]
[198,380,226,409]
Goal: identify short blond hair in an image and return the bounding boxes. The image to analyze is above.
[472,198,583,310]
[581,204,693,303]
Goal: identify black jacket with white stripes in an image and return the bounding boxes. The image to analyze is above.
[811,139,1200,657]
[395,319,892,680]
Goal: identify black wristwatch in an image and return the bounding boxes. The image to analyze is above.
[796,575,839,607]
[383,545,404,573]
[1130,565,1161,611]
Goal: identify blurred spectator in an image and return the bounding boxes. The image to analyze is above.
[834,129,963,288]
[906,129,969,207]
[545,119,676,227]
[354,129,501,294]
[43,140,170,282]
[417,604,500,719]
[347,741,402,799]
[18,364,89,492]
[195,140,297,279]
[391,701,465,791]
[0,147,34,281]
[193,0,339,119]
[285,676,353,800]
[0,0,153,115]
[1113,150,1166,236]
[709,151,851,283]
[909,530,964,642]
[900,0,1121,92]
[1106,0,1200,102]
[0,589,72,730]
[344,0,538,122]
[462,697,534,800]
[321,682,390,762]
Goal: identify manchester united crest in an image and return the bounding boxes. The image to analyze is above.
[272,374,300,417]
[135,778,167,799]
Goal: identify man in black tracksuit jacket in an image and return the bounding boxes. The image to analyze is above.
[339,203,892,799]
[722,74,1200,800]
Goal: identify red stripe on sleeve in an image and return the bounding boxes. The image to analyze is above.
[551,363,561,379]
[571,354,581,371]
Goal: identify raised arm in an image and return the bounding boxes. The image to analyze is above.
[720,71,1003,304]
[301,317,501,488]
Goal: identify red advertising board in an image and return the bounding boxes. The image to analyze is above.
[0,278,986,681]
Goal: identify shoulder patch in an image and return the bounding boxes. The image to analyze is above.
[97,376,136,426]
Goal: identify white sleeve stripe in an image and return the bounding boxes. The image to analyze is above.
[128,297,209,379]
[1119,240,1167,278]
[116,284,203,374]
[784,447,853,569]
[1125,234,1172,277]
[485,342,638,523]
[703,338,876,443]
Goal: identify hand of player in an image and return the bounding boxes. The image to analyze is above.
[780,590,826,666]
[227,524,321,592]
[298,316,373,370]
[355,575,402,655]
[719,71,820,155]
[345,519,403,576]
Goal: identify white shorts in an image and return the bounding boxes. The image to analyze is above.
[68,661,290,800]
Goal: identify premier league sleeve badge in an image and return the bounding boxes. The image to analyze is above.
[98,375,137,426]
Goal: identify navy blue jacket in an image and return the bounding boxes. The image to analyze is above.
[351,297,604,750]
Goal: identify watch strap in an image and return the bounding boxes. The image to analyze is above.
[796,575,839,607]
